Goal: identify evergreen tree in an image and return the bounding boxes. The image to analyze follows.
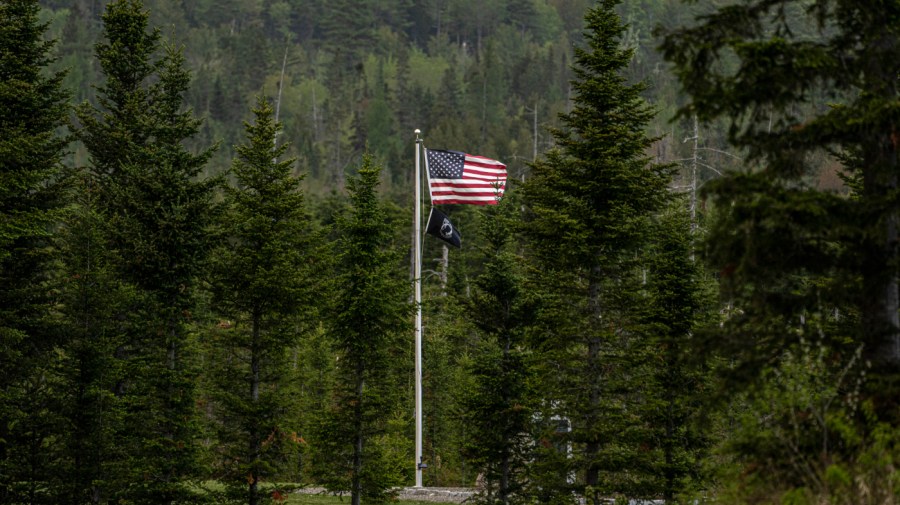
[640,202,718,502]
[660,0,900,497]
[0,0,70,502]
[319,0,375,71]
[659,0,900,417]
[459,196,536,505]
[56,175,133,505]
[75,0,161,180]
[74,1,218,502]
[519,0,674,503]
[210,96,321,505]
[309,153,411,505]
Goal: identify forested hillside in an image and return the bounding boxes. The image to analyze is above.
[2,0,898,504]
[37,0,717,195]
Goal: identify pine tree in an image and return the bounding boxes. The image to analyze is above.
[460,196,536,505]
[519,0,674,503]
[74,1,218,502]
[75,0,161,180]
[56,175,133,505]
[210,96,322,505]
[0,0,70,502]
[659,0,900,418]
[640,202,718,501]
[319,0,375,72]
[309,153,411,505]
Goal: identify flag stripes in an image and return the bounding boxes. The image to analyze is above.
[426,149,507,205]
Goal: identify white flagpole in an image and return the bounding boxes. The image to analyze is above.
[413,129,424,488]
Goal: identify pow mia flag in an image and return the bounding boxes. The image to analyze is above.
[425,207,461,249]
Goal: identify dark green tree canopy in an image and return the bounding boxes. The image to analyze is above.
[315,154,411,505]
[660,0,900,392]
[520,0,678,502]
[211,96,319,505]
[0,0,69,258]
[524,0,673,270]
[0,1,71,502]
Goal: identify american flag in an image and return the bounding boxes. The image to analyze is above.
[425,149,507,205]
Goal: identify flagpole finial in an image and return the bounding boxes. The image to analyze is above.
[415,129,421,142]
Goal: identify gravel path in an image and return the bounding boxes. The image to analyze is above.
[295,487,476,503]
[396,487,476,502]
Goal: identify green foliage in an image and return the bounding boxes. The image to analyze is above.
[459,196,537,505]
[520,0,677,502]
[210,96,322,505]
[660,0,900,390]
[309,153,412,505]
[714,340,900,504]
[71,1,220,502]
[661,0,900,499]
[16,0,899,502]
[55,175,136,504]
[0,0,70,502]
[637,201,719,502]
[39,0,613,194]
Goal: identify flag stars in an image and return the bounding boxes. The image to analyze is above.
[425,148,507,205]
[428,150,466,179]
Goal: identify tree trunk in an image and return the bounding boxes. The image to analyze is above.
[440,245,449,296]
[249,313,261,505]
[664,361,675,503]
[861,131,900,375]
[500,339,511,505]
[584,265,603,505]
[352,361,364,505]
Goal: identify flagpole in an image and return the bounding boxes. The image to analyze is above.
[413,129,424,488]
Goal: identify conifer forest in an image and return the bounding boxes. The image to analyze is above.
[2,0,899,503]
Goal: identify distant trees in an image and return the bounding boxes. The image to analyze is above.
[37,0,593,191]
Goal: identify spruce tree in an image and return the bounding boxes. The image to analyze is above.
[459,196,536,505]
[640,202,718,501]
[519,0,674,503]
[210,96,321,505]
[74,1,218,502]
[309,154,411,505]
[56,175,132,504]
[0,0,70,502]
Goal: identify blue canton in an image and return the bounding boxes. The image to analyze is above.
[428,150,465,179]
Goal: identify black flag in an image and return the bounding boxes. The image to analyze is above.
[425,207,462,248]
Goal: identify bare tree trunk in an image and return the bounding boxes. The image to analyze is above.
[440,245,449,296]
[689,114,698,234]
